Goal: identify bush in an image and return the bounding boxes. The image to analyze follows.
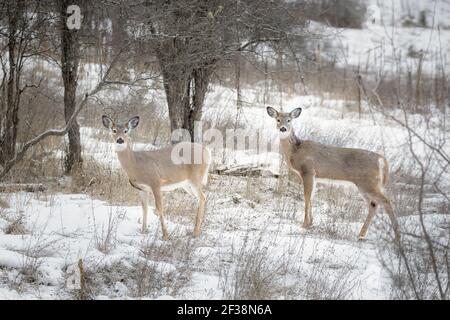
[306,0,367,29]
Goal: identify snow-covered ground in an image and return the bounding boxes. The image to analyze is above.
[0,176,393,299]
[313,0,450,76]
[1,83,448,299]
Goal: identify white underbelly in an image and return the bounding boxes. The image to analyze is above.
[136,180,193,193]
[161,180,190,192]
[316,178,355,188]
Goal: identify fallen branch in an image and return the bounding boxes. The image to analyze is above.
[215,164,279,178]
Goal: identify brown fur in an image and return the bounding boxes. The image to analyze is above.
[267,107,400,240]
[102,115,210,239]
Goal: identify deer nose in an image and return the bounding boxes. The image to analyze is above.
[280,127,287,132]
[116,138,124,144]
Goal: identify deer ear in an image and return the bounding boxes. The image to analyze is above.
[266,106,278,118]
[290,108,302,118]
[102,115,113,129]
[128,116,140,129]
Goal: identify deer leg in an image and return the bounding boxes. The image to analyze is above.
[187,182,206,237]
[364,188,400,242]
[152,187,169,240]
[301,173,315,228]
[139,191,149,233]
[194,189,206,237]
[377,193,400,242]
[358,196,378,240]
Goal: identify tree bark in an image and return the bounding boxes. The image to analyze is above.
[185,67,210,141]
[161,66,210,143]
[59,0,82,173]
[162,72,190,135]
[156,37,213,142]
[110,6,126,57]
[156,38,187,135]
[0,1,24,166]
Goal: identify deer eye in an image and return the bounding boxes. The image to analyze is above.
[112,129,117,133]
[277,119,281,123]
[124,129,128,134]
[287,120,291,123]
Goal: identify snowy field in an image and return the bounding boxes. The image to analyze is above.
[1,84,448,299]
[0,0,449,299]
[315,0,450,75]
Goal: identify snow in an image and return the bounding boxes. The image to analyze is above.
[0,248,23,269]
[312,0,450,76]
[0,121,421,299]
[1,0,449,300]
[0,168,400,299]
[1,76,441,299]
[1,90,447,299]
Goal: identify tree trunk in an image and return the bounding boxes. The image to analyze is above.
[0,1,24,167]
[59,0,82,173]
[163,68,210,143]
[185,67,210,142]
[110,6,126,57]
[157,39,211,143]
[162,71,190,135]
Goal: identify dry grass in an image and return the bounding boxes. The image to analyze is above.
[0,196,10,209]
[134,235,196,297]
[219,235,286,300]
[69,234,196,299]
[218,225,360,299]
[69,158,139,206]
[4,216,28,235]
[0,194,30,236]
[4,146,64,185]
[92,204,126,254]
[313,184,364,240]
[1,231,58,293]
[302,257,359,299]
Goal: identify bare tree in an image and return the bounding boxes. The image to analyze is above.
[120,0,308,141]
[379,101,450,300]
[57,0,82,173]
[0,49,126,180]
[0,0,27,165]
[0,0,58,168]
[358,57,449,300]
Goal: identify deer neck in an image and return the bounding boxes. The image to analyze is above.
[279,131,299,167]
[116,142,137,175]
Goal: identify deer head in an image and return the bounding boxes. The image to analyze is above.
[266,107,302,139]
[102,115,140,152]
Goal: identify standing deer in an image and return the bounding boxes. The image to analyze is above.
[102,115,211,240]
[266,106,400,240]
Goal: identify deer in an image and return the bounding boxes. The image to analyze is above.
[101,115,211,240]
[266,106,400,241]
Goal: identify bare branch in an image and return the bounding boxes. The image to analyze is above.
[0,50,123,181]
